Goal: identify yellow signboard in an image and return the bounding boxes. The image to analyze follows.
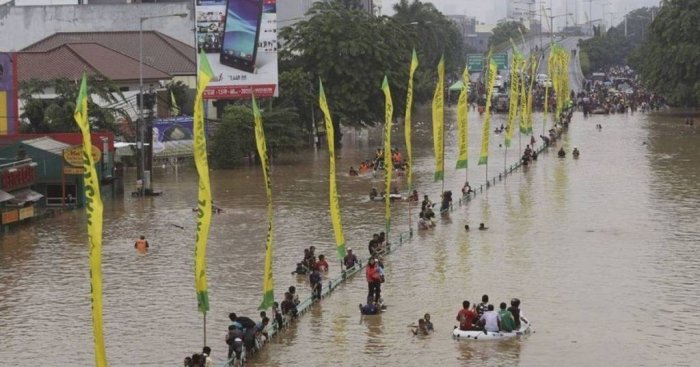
[63,145,101,167]
[64,166,85,175]
[18,206,34,220]
[2,209,18,224]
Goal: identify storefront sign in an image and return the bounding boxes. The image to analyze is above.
[63,166,85,175]
[2,209,18,224]
[1,164,36,191]
[63,145,101,167]
[18,206,33,220]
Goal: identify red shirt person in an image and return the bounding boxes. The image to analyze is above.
[366,258,383,303]
[456,300,478,331]
[315,254,329,272]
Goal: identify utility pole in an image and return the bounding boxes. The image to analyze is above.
[584,0,596,36]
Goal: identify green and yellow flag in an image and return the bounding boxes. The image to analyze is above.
[526,56,537,135]
[519,58,528,135]
[432,56,445,181]
[74,73,108,367]
[193,51,213,313]
[170,90,180,116]
[506,52,523,148]
[456,64,469,169]
[319,80,346,260]
[381,76,393,235]
[479,59,497,165]
[404,49,418,191]
[252,95,274,310]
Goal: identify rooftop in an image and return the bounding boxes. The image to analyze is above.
[21,31,195,76]
[17,43,171,83]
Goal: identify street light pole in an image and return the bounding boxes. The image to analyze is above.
[138,12,188,196]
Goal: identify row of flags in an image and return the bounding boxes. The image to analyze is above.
[75,45,569,365]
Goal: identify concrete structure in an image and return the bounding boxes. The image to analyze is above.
[466,23,496,53]
[506,0,535,27]
[278,0,374,30]
[0,2,195,52]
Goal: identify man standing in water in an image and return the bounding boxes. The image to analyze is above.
[134,235,149,252]
[366,258,383,303]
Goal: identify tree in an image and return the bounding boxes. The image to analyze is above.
[634,1,700,106]
[209,104,306,168]
[280,0,412,141]
[579,7,656,76]
[19,76,130,133]
[489,21,528,49]
[392,0,465,85]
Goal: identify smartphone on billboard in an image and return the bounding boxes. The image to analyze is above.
[220,0,263,73]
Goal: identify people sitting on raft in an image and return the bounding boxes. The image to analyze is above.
[408,190,419,202]
[456,297,524,332]
[572,147,580,158]
[558,147,566,158]
[369,187,379,200]
[349,166,359,176]
[478,223,488,230]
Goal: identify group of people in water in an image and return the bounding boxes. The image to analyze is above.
[350,148,409,177]
[456,295,528,333]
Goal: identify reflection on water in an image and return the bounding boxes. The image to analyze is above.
[2,109,700,366]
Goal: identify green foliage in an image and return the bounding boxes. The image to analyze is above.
[19,76,129,133]
[166,80,189,115]
[634,1,700,106]
[489,21,528,49]
[210,104,306,168]
[392,0,466,78]
[578,7,655,75]
[280,1,412,132]
[579,49,591,77]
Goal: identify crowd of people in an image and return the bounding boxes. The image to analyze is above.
[578,66,666,115]
[456,295,528,334]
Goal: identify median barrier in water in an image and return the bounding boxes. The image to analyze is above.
[220,228,414,366]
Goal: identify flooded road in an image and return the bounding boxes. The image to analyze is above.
[1,107,699,366]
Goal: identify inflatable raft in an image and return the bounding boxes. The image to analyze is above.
[452,319,531,341]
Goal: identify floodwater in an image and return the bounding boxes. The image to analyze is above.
[1,107,699,366]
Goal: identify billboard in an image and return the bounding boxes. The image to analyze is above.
[152,117,195,157]
[195,0,278,99]
[0,53,18,135]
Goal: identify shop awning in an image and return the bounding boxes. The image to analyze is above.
[0,190,14,203]
[8,188,44,205]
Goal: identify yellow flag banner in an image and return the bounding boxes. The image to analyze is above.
[405,49,418,191]
[519,57,528,134]
[381,76,393,234]
[193,51,213,313]
[479,59,497,165]
[456,64,469,169]
[526,56,537,135]
[74,74,108,367]
[319,80,346,261]
[548,44,571,118]
[432,56,445,181]
[252,95,274,310]
[544,83,550,125]
[506,53,523,148]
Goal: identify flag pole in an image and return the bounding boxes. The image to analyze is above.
[203,312,207,347]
